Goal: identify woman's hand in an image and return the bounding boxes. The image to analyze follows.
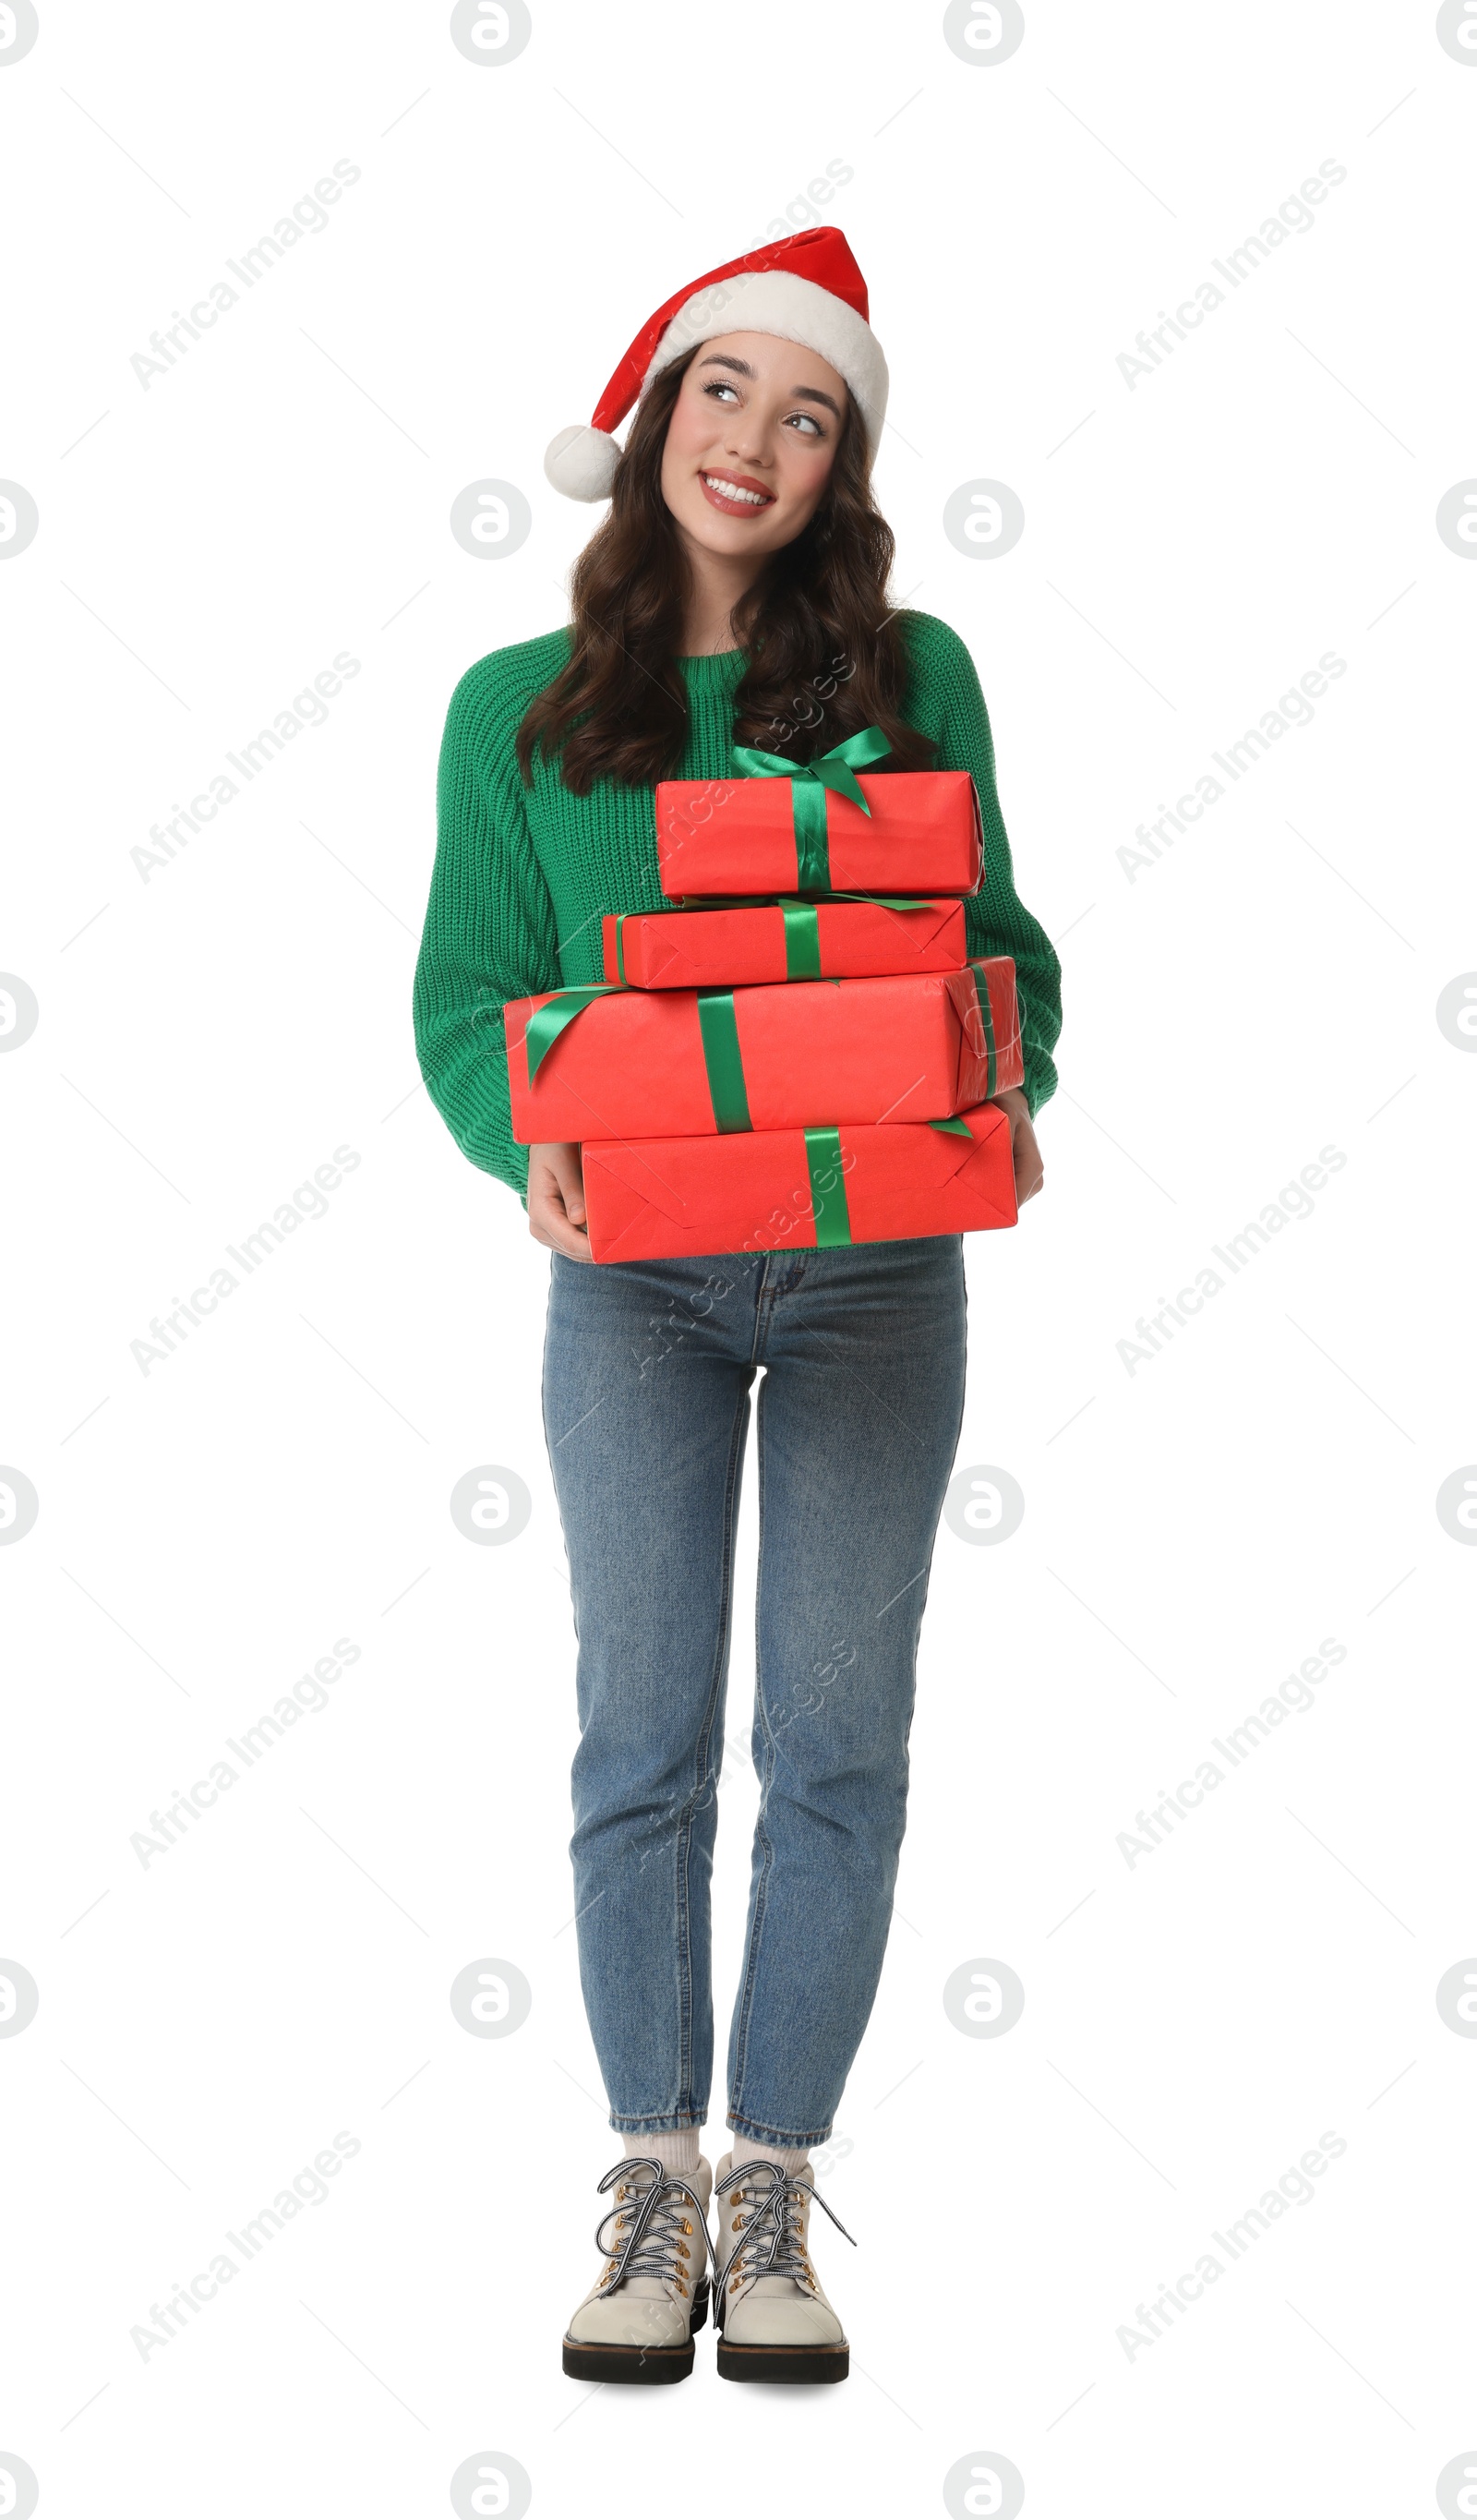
[991,1087,1044,1207]
[528,1141,593,1260]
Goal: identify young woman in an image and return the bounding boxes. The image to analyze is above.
[414,230,1061,2386]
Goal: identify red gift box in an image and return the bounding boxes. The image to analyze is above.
[582,1103,1017,1262]
[505,959,1021,1146]
[654,770,982,900]
[601,898,967,989]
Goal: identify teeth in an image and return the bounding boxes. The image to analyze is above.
[704,475,767,505]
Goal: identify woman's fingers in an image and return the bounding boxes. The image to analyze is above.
[1013,1119,1044,1204]
[1007,1106,1041,1202]
[988,1090,1044,1206]
[528,1143,593,1260]
[530,1196,593,1260]
[552,1143,587,1227]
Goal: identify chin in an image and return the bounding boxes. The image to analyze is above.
[696,522,780,559]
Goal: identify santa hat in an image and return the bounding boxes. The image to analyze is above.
[544,226,888,502]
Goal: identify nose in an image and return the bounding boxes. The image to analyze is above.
[723,414,775,469]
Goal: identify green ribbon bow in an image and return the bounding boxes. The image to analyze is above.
[523,979,751,1137]
[526,980,752,1135]
[732,726,893,892]
[522,983,625,1082]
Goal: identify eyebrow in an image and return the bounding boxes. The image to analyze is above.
[696,351,843,421]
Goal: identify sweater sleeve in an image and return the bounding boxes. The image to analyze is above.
[413,657,562,1201]
[900,613,1062,1116]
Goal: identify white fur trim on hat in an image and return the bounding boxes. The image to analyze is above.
[647,269,889,450]
[544,423,621,501]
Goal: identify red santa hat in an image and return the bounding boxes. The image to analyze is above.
[544,226,888,501]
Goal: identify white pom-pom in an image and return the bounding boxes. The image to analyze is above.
[544,425,620,501]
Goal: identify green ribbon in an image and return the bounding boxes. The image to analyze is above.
[803,1127,852,1246]
[826,892,943,909]
[619,897,934,981]
[780,901,822,981]
[732,726,893,892]
[695,990,752,1132]
[930,1116,975,1138]
[523,975,757,1132]
[969,960,998,1100]
[523,983,625,1081]
[777,893,945,980]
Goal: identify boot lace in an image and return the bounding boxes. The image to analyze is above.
[593,2157,706,2297]
[715,2158,856,2289]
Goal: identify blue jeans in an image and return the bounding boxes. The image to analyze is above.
[542,1238,967,2149]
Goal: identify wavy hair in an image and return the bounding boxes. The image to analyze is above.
[516,345,934,793]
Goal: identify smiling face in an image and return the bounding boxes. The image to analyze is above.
[658,329,849,563]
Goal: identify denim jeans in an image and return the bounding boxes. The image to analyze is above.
[542,1237,967,2150]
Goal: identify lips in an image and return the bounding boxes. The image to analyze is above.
[699,470,776,517]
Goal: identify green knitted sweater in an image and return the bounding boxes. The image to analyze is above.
[413,610,1062,1200]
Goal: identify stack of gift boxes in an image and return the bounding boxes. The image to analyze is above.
[504,732,1025,1263]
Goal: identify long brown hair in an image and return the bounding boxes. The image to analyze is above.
[516,345,934,794]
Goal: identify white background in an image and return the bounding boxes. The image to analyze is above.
[4,2,1476,2514]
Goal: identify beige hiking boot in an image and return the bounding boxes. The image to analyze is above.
[712,2152,854,2383]
[562,2154,712,2382]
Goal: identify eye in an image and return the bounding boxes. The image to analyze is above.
[702,380,740,404]
[786,412,824,438]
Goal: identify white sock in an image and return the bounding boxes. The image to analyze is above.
[730,2138,810,2176]
[631,2128,702,2176]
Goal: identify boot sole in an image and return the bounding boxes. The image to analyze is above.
[716,2338,849,2384]
[562,2279,709,2383]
